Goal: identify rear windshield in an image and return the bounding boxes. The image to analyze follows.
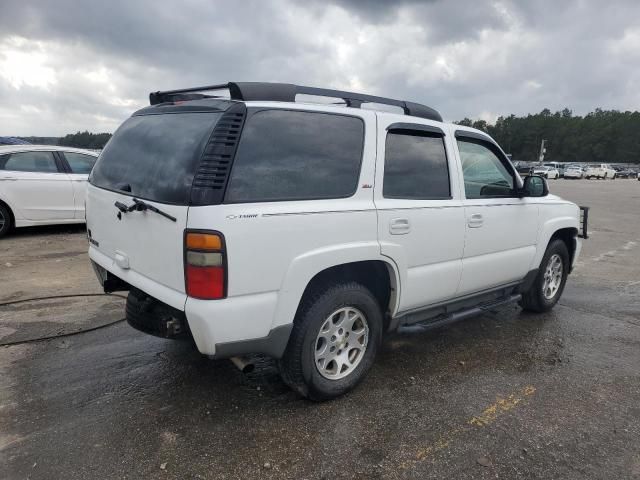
[90,112,221,204]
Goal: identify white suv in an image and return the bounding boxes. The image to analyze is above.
[86,82,583,400]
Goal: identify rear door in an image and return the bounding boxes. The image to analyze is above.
[59,151,98,219]
[0,150,75,221]
[374,117,465,313]
[86,110,223,302]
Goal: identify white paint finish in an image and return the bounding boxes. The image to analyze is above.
[186,108,379,334]
[83,103,583,357]
[185,291,279,354]
[0,170,75,220]
[89,246,187,310]
[0,146,98,227]
[374,114,465,312]
[86,185,189,294]
[584,164,616,179]
[458,200,539,294]
[68,173,89,219]
[531,201,582,269]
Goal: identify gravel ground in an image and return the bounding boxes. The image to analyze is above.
[1,179,639,479]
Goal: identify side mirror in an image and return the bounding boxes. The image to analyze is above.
[520,175,549,197]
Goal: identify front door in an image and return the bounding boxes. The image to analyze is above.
[454,132,539,296]
[0,150,75,221]
[375,118,465,314]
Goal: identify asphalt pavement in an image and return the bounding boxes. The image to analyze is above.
[1,179,639,479]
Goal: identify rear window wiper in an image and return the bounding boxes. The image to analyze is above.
[114,198,177,222]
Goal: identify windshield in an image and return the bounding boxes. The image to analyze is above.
[90,112,222,204]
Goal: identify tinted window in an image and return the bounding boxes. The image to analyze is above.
[0,151,58,173]
[383,131,450,199]
[64,152,96,174]
[90,112,221,204]
[225,110,364,203]
[458,139,515,198]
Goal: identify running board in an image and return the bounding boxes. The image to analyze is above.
[396,293,521,334]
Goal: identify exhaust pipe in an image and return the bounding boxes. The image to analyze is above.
[230,356,255,374]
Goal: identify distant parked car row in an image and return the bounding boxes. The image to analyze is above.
[0,145,99,237]
[512,161,639,180]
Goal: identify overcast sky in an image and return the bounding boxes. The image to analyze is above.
[1,0,639,136]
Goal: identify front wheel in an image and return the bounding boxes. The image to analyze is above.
[520,239,570,313]
[279,282,383,401]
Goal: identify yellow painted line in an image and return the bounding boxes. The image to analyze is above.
[402,385,536,468]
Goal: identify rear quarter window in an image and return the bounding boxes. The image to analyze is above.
[224,110,364,203]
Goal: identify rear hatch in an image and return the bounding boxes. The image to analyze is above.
[86,107,225,306]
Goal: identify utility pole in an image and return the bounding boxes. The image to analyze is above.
[538,139,547,164]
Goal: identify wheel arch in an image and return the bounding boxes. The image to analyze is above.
[531,209,580,272]
[272,247,400,333]
[0,198,15,230]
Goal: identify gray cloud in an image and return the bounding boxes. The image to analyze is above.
[1,0,639,135]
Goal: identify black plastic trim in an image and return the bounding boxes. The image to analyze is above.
[213,323,293,359]
[52,151,70,173]
[387,122,445,135]
[517,269,539,294]
[149,82,443,122]
[189,103,247,206]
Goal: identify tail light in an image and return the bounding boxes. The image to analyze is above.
[184,231,226,299]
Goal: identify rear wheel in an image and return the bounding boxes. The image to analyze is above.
[278,282,383,401]
[520,239,569,313]
[0,204,12,238]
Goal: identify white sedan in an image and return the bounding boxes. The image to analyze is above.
[532,165,560,179]
[564,166,585,179]
[0,145,99,237]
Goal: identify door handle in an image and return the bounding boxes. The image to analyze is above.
[389,218,410,235]
[0,177,18,181]
[467,213,484,228]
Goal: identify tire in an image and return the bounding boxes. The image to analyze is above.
[0,203,12,238]
[520,239,570,313]
[278,282,383,401]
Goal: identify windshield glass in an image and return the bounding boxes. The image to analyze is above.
[90,112,222,204]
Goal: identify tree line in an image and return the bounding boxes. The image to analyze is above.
[16,108,640,163]
[456,108,640,164]
[18,131,112,149]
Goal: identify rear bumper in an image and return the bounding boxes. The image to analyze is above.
[185,291,290,358]
[90,246,291,358]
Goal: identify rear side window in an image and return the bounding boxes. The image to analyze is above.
[225,110,364,203]
[64,152,96,174]
[90,112,221,204]
[0,151,58,173]
[383,131,450,199]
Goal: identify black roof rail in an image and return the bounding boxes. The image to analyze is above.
[149,82,443,122]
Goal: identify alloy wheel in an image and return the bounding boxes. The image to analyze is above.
[314,307,369,380]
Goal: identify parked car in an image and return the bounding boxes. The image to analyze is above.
[563,165,585,179]
[514,161,533,176]
[543,162,566,177]
[532,165,560,179]
[613,167,634,179]
[86,82,583,400]
[585,164,616,179]
[0,145,99,237]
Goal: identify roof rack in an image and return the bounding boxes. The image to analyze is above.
[149,82,443,122]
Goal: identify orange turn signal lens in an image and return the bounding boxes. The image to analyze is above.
[186,232,222,251]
